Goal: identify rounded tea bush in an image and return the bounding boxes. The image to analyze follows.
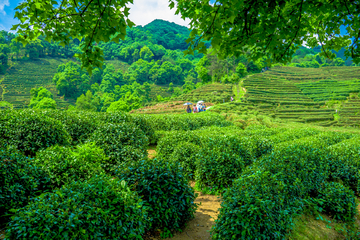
[317,182,356,222]
[128,114,155,144]
[195,138,247,193]
[0,109,71,156]
[211,169,303,240]
[0,148,51,227]
[5,176,148,239]
[169,141,201,179]
[34,143,106,188]
[115,159,198,234]
[87,122,148,172]
[41,110,98,145]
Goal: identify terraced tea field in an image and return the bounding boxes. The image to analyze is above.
[0,58,73,109]
[172,83,233,103]
[0,58,131,109]
[211,66,360,127]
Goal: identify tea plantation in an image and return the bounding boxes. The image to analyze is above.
[209,66,360,128]
[1,109,360,239]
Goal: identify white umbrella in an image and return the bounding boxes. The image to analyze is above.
[197,100,204,104]
[183,102,193,105]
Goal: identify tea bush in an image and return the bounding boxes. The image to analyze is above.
[95,112,155,142]
[0,148,51,227]
[317,182,356,222]
[0,109,71,156]
[41,110,98,145]
[146,112,233,131]
[34,143,106,188]
[195,135,252,193]
[169,142,201,179]
[130,114,156,144]
[87,122,148,172]
[267,128,321,145]
[258,142,330,196]
[212,169,303,239]
[156,131,202,157]
[327,137,360,193]
[115,159,198,234]
[5,176,148,239]
[274,131,354,152]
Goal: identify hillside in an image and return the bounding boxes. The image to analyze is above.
[0,58,131,109]
[134,66,360,128]
[209,66,360,127]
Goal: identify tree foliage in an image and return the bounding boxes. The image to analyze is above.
[12,0,360,71]
[29,87,57,109]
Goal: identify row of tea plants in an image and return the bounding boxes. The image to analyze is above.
[1,110,232,239]
[157,125,360,238]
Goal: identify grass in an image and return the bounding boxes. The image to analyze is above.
[288,202,360,240]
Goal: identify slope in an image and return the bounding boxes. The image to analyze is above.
[210,66,360,127]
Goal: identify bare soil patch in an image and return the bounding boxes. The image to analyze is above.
[147,149,157,159]
[131,101,214,115]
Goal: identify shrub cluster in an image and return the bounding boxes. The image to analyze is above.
[327,137,360,193]
[0,109,71,156]
[34,143,106,188]
[169,142,200,179]
[195,136,250,193]
[156,131,202,157]
[115,159,198,235]
[212,169,303,239]
[316,182,356,222]
[87,122,148,172]
[97,112,155,143]
[158,129,272,192]
[211,130,358,239]
[5,176,148,239]
[145,112,233,131]
[41,110,98,145]
[0,148,51,227]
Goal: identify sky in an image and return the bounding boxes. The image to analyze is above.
[0,0,190,32]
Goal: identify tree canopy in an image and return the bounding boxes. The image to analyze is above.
[12,0,359,70]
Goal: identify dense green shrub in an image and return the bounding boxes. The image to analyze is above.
[169,142,201,179]
[145,112,232,131]
[93,112,155,142]
[115,159,197,234]
[0,148,51,227]
[130,114,156,144]
[259,142,330,196]
[267,128,320,145]
[41,110,98,145]
[195,136,251,193]
[0,110,71,156]
[5,176,148,239]
[317,182,356,222]
[212,169,303,239]
[156,131,202,157]
[274,131,354,152]
[327,137,360,193]
[96,111,131,124]
[88,122,148,172]
[34,143,106,188]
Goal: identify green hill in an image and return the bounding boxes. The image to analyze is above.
[0,58,131,109]
[210,66,360,127]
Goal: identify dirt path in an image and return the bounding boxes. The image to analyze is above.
[146,148,222,240]
[165,182,221,240]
